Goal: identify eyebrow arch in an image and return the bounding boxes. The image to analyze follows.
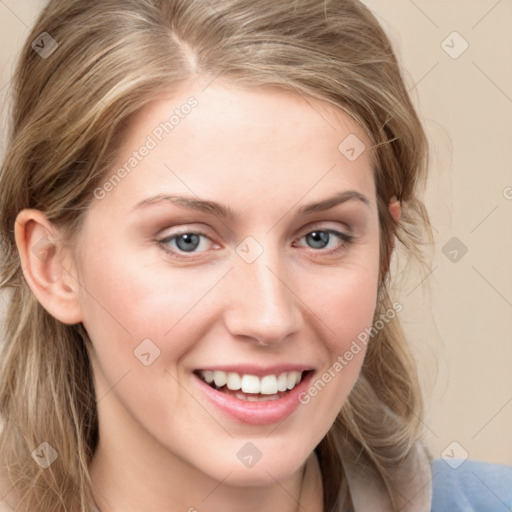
[131,190,370,219]
[298,190,370,215]
[132,194,235,218]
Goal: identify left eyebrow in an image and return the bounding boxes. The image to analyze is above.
[130,189,371,219]
[297,190,371,215]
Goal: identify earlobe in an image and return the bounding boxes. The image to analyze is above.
[389,196,401,223]
[14,209,83,325]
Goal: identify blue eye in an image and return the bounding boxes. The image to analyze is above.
[297,229,354,252]
[159,232,213,256]
[171,233,202,252]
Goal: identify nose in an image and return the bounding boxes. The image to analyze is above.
[222,246,303,346]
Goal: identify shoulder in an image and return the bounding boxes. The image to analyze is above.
[431,458,512,512]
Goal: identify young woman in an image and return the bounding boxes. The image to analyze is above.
[0,1,511,511]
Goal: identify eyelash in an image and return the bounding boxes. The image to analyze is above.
[156,227,354,260]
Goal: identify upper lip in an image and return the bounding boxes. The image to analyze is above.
[194,364,314,378]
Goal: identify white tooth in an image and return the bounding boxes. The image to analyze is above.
[213,370,227,388]
[277,373,288,392]
[226,372,242,391]
[241,374,261,394]
[260,375,278,395]
[286,371,301,390]
[203,371,214,384]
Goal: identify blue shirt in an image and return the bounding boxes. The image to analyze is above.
[431,458,512,511]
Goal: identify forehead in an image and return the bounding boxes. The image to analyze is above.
[93,79,376,216]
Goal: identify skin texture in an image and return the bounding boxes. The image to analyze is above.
[15,78,400,512]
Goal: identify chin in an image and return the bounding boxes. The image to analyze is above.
[200,450,309,487]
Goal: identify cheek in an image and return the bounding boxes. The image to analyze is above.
[77,244,220,365]
[297,251,379,413]
[305,254,380,351]
[77,250,212,427]
[296,273,378,438]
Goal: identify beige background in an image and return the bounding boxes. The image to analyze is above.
[0,1,511,466]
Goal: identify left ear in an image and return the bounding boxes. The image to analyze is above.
[389,195,401,223]
[379,196,401,285]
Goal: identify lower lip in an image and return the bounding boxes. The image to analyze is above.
[193,371,315,426]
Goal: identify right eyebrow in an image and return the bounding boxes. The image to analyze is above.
[131,194,236,219]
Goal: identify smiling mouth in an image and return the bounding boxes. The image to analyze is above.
[194,369,312,402]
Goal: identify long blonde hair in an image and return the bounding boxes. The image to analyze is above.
[0,1,432,510]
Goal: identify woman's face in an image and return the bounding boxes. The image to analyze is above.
[76,79,381,486]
